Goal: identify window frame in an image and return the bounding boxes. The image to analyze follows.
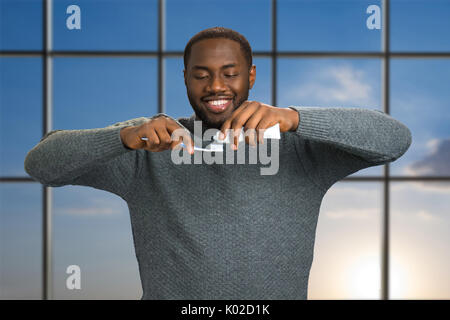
[1,0,449,300]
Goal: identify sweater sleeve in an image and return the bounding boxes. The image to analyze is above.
[24,117,151,199]
[287,106,412,192]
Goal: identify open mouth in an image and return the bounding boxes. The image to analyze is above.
[203,98,233,113]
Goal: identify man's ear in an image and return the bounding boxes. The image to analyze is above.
[183,69,187,86]
[249,65,256,89]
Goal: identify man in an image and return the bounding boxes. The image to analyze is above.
[24,27,412,299]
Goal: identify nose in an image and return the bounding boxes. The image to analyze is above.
[206,74,227,93]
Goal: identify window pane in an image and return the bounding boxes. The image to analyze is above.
[391,0,450,52]
[53,58,157,130]
[391,182,450,299]
[277,58,382,176]
[53,186,141,299]
[0,183,42,299]
[390,59,450,177]
[0,0,42,50]
[164,57,191,119]
[52,57,155,298]
[249,58,272,105]
[308,182,382,299]
[0,58,42,177]
[53,0,158,51]
[165,0,271,52]
[165,57,271,119]
[278,0,382,52]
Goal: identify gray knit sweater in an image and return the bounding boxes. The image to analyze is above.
[24,106,412,300]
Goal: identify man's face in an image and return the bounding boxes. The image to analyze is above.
[184,38,256,129]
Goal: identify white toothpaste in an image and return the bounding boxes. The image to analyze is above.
[212,123,280,143]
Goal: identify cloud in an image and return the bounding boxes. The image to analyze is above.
[416,210,441,222]
[408,182,450,195]
[391,182,450,195]
[404,138,450,176]
[326,185,377,198]
[392,208,443,224]
[285,64,377,107]
[55,190,127,216]
[321,184,380,221]
[59,207,122,216]
[55,189,127,216]
[325,208,378,220]
[389,183,448,222]
[401,137,450,194]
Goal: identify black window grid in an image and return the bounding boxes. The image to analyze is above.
[1,0,450,300]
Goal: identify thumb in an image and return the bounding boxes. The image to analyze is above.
[170,128,194,154]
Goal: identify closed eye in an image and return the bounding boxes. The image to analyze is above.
[193,74,239,80]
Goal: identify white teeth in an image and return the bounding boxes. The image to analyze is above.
[208,100,229,106]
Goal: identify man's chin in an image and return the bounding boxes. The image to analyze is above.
[200,117,225,130]
[194,110,229,129]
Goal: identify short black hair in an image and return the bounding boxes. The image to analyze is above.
[184,27,253,71]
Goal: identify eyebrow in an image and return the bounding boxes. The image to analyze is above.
[192,63,237,71]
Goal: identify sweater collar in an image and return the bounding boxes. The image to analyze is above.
[180,112,221,140]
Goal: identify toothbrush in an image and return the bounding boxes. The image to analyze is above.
[140,137,221,152]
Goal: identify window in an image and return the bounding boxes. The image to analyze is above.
[391,0,450,52]
[277,57,383,177]
[390,59,450,177]
[0,184,42,299]
[0,58,42,177]
[53,57,157,130]
[165,0,271,52]
[0,0,43,50]
[390,182,450,299]
[1,0,448,300]
[52,186,142,299]
[278,0,382,52]
[53,0,158,51]
[308,181,382,299]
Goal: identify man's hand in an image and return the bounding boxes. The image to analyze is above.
[219,101,299,150]
[120,115,194,154]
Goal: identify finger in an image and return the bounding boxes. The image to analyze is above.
[172,131,194,154]
[230,102,259,149]
[169,130,183,150]
[244,127,257,147]
[256,119,277,144]
[168,126,183,146]
[219,100,251,140]
[154,126,172,150]
[243,110,264,146]
[182,133,194,155]
[145,128,160,150]
[165,118,184,133]
[167,121,194,154]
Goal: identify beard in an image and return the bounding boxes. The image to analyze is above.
[186,85,250,130]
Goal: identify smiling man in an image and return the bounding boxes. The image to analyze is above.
[185,37,251,129]
[24,27,412,300]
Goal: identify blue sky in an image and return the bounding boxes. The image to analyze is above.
[1,0,449,299]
